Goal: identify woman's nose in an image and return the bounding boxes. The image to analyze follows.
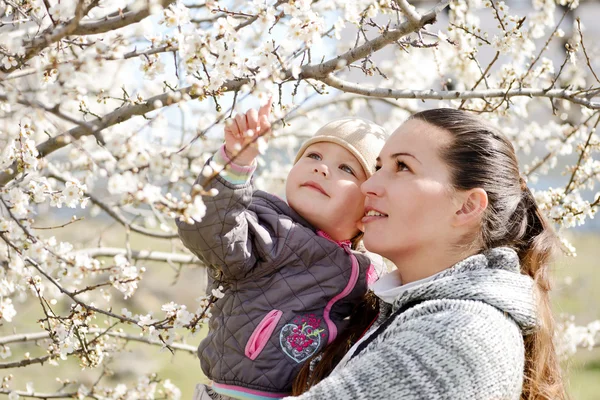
[361,173,382,197]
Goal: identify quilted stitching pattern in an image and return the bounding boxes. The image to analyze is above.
[176,171,372,393]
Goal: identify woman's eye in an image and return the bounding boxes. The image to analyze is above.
[396,160,409,172]
[340,164,355,176]
[307,153,321,160]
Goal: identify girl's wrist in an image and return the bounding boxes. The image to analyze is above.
[224,146,256,166]
[214,145,256,185]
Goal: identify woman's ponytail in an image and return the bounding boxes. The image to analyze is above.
[516,186,565,400]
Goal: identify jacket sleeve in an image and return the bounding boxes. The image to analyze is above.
[176,147,279,281]
[284,303,524,400]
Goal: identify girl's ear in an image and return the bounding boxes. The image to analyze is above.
[453,188,488,227]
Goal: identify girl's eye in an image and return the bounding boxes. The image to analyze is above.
[396,160,409,172]
[340,164,355,176]
[307,152,321,160]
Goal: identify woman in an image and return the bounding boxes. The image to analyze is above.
[286,108,565,400]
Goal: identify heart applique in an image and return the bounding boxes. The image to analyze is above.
[280,315,326,364]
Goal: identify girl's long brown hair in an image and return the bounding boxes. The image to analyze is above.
[294,108,566,399]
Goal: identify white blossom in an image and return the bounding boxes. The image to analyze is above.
[137,313,156,326]
[181,195,207,224]
[211,285,225,299]
[161,2,190,27]
[0,345,11,359]
[110,255,141,299]
[62,180,88,208]
[0,298,17,322]
[7,187,30,217]
[556,317,600,359]
[162,379,181,400]
[49,0,76,22]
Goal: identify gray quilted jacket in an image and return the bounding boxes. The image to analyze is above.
[286,247,537,400]
[176,170,381,398]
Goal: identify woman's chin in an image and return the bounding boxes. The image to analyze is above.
[363,235,385,255]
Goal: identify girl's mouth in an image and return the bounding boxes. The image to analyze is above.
[301,181,329,196]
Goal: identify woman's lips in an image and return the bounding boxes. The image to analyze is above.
[301,181,329,196]
[362,206,388,224]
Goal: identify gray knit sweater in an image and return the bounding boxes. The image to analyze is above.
[285,247,537,400]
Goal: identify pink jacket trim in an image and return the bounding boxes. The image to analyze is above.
[316,230,352,247]
[317,231,360,345]
[212,382,289,398]
[366,264,378,286]
[217,145,257,174]
[245,310,283,360]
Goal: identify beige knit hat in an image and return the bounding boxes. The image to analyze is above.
[293,118,389,178]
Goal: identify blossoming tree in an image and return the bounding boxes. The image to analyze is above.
[0,0,599,398]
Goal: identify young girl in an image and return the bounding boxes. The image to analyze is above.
[176,101,388,400]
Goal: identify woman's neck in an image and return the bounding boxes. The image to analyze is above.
[389,245,477,285]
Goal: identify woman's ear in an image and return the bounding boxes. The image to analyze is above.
[453,188,488,227]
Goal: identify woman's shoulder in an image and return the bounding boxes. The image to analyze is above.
[330,298,526,400]
[392,298,523,337]
[351,299,525,389]
[370,298,525,365]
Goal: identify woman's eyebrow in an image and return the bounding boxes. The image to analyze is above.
[377,152,421,164]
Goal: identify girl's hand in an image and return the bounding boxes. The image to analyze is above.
[224,98,273,166]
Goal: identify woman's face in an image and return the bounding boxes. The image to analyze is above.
[360,119,459,262]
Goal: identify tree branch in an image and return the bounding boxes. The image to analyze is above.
[300,0,449,79]
[46,166,179,239]
[0,328,196,352]
[319,74,600,109]
[0,0,460,189]
[0,232,140,326]
[2,0,100,73]
[0,354,53,369]
[394,0,422,26]
[72,0,176,36]
[577,18,600,86]
[0,389,80,399]
[77,247,199,264]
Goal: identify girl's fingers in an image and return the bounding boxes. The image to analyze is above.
[235,114,247,136]
[259,97,273,119]
[224,118,236,136]
[246,109,259,132]
[258,115,271,135]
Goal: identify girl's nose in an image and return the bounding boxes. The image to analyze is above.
[313,165,328,177]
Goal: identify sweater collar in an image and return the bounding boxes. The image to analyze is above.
[387,247,538,333]
[371,269,446,304]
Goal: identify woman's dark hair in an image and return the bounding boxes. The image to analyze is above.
[409,108,565,400]
[294,108,565,400]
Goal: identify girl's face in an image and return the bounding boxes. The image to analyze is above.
[286,142,367,242]
[360,119,459,261]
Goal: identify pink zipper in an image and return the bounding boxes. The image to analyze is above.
[322,244,359,344]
